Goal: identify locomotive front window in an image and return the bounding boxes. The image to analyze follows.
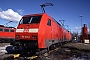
[19,16,42,24]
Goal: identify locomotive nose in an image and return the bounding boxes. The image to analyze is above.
[16,28,38,40]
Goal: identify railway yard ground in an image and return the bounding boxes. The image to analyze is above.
[1,42,90,60]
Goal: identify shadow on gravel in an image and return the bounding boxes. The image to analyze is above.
[35,43,90,60]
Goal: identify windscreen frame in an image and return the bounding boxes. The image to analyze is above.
[19,15,42,24]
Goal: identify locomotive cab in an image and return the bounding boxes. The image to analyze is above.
[6,14,44,56]
[15,14,43,52]
[16,14,42,40]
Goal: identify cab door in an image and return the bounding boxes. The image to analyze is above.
[45,19,52,47]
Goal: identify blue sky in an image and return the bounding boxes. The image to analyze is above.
[0,0,90,33]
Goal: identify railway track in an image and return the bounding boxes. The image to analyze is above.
[0,46,60,60]
[15,47,60,60]
[1,42,90,60]
[0,42,66,60]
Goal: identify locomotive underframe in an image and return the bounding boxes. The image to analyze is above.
[6,40,39,57]
[0,38,15,43]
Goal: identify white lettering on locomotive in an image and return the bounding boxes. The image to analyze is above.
[16,29,38,33]
[22,36,30,38]
[23,29,29,32]
[29,29,38,33]
[16,29,24,32]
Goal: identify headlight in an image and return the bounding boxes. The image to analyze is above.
[32,35,37,39]
[16,35,20,38]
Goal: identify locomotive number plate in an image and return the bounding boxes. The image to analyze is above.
[22,36,30,38]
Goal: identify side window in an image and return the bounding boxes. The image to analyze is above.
[10,30,14,32]
[4,29,9,32]
[47,19,51,26]
[0,28,3,31]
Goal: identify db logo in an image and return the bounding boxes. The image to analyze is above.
[24,29,29,32]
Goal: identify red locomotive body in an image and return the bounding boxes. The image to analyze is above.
[0,25,15,42]
[16,13,72,48]
[6,13,72,56]
[81,24,89,43]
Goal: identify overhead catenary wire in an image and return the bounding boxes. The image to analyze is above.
[44,0,64,26]
[44,0,60,19]
[44,0,70,31]
[40,3,53,13]
[4,21,18,28]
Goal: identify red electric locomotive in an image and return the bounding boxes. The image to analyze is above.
[0,25,15,42]
[6,13,72,56]
[80,24,89,43]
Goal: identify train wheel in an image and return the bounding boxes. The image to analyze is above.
[49,44,56,50]
[47,47,49,51]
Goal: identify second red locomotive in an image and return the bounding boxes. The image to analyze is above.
[6,13,72,56]
[0,25,15,43]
